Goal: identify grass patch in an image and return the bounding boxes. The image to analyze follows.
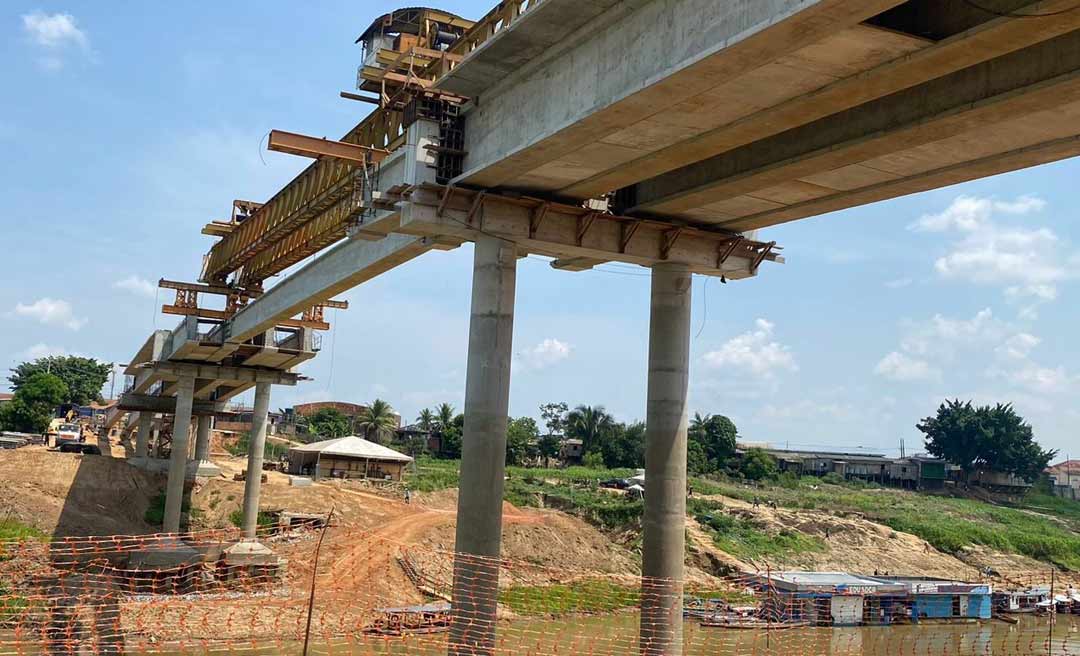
[228,509,276,529]
[504,477,642,530]
[691,499,825,561]
[499,579,639,616]
[0,519,45,542]
[144,492,201,528]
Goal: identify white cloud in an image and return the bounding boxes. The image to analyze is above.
[19,343,68,360]
[874,351,940,382]
[909,195,1045,232]
[910,195,1074,313]
[702,318,797,378]
[884,277,913,289]
[11,297,85,330]
[113,275,157,298]
[515,338,572,372]
[899,308,1002,358]
[21,11,90,71]
[995,333,1040,360]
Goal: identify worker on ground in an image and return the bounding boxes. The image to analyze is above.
[687,483,693,498]
[404,487,412,505]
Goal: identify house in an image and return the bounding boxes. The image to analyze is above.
[396,423,439,454]
[752,447,949,490]
[287,436,413,481]
[559,438,584,464]
[1047,460,1080,489]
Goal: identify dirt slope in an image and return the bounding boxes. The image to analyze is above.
[0,446,163,537]
[694,493,982,579]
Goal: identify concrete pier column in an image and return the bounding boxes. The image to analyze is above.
[639,262,692,656]
[241,382,272,539]
[189,414,222,478]
[134,413,152,460]
[448,235,517,656]
[194,415,211,462]
[163,375,196,533]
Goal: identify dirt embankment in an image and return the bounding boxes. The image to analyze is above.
[0,446,163,537]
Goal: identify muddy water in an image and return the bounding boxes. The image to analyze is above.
[4,613,1078,655]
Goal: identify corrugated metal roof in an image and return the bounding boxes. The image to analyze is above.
[289,435,413,463]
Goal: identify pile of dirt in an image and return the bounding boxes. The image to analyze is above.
[0,446,163,537]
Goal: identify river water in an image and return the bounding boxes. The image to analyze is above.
[3,612,1078,655]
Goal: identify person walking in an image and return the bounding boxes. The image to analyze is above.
[404,487,412,505]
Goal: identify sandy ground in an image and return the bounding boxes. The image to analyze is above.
[0,446,162,537]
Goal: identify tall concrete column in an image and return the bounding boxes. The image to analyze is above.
[241,382,272,539]
[448,235,517,656]
[163,375,196,533]
[134,413,152,459]
[639,262,692,656]
[194,415,211,462]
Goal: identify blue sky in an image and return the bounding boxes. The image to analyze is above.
[3,2,1079,459]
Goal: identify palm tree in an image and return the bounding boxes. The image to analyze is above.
[436,403,456,432]
[565,405,615,454]
[690,412,711,436]
[356,399,399,444]
[417,408,436,432]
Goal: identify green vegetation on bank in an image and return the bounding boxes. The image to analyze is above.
[699,476,1080,570]
[499,579,639,616]
[406,458,1080,569]
[689,498,826,561]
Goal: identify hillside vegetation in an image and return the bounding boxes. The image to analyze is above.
[407,459,1080,571]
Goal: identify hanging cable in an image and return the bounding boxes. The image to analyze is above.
[694,275,709,340]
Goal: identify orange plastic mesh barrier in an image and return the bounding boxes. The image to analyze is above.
[1,523,1078,655]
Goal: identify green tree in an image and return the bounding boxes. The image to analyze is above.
[356,398,398,444]
[439,413,465,459]
[436,403,456,431]
[599,421,646,469]
[688,412,738,474]
[306,407,350,440]
[537,433,561,467]
[9,356,110,406]
[740,448,777,480]
[416,408,436,432]
[506,416,539,466]
[539,402,569,437]
[0,373,68,433]
[917,399,1055,482]
[565,405,615,455]
[432,403,462,458]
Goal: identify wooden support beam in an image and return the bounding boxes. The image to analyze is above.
[161,305,331,331]
[138,362,303,387]
[268,129,391,165]
[398,184,782,279]
[340,91,380,104]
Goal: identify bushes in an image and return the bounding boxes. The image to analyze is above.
[228,509,275,529]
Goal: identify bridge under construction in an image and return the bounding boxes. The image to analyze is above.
[101,1,1080,654]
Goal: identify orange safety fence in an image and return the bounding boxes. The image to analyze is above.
[1,521,1078,656]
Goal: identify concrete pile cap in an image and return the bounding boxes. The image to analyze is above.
[223,539,278,566]
[128,538,203,569]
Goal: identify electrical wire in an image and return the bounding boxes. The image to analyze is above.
[960,0,1080,17]
[258,131,269,166]
[694,275,708,340]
